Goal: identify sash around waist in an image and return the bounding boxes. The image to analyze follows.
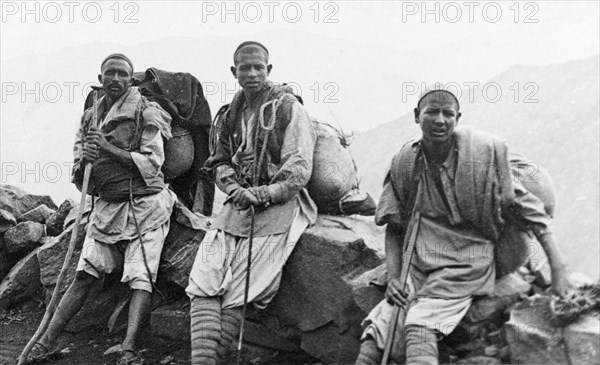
[92,157,164,203]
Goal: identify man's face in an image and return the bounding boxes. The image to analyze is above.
[416,99,461,145]
[98,58,132,101]
[231,48,271,98]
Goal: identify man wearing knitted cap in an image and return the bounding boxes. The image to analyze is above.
[185,41,317,364]
[355,89,572,364]
[26,54,176,365]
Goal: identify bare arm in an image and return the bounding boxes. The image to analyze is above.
[385,223,411,307]
[535,231,572,297]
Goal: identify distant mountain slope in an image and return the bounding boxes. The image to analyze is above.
[352,55,600,279]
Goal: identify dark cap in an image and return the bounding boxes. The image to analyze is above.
[101,53,134,73]
[234,41,269,56]
[417,89,460,111]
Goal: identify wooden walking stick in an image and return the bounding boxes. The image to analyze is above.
[18,87,102,365]
[381,212,421,365]
[236,204,255,365]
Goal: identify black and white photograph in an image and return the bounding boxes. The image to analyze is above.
[1,1,599,364]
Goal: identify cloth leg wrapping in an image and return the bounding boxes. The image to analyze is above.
[190,297,221,365]
[355,336,382,365]
[405,324,438,365]
[217,307,243,358]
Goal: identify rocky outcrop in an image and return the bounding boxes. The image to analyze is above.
[0,185,57,219]
[0,209,18,233]
[246,216,384,364]
[505,292,600,365]
[0,249,42,309]
[160,201,211,289]
[17,204,55,224]
[45,199,77,236]
[4,221,45,254]
[2,186,598,365]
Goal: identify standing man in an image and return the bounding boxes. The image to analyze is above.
[26,54,176,365]
[186,41,317,364]
[356,90,572,365]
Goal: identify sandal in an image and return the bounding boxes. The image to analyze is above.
[117,349,145,365]
[25,342,61,363]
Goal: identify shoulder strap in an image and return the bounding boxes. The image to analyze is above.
[390,140,420,224]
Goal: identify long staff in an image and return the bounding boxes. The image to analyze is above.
[18,87,101,365]
[236,204,255,365]
[381,212,421,365]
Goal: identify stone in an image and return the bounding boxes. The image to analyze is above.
[4,221,45,254]
[0,249,42,309]
[350,264,386,314]
[160,201,210,289]
[0,209,17,233]
[150,300,190,342]
[256,216,383,364]
[45,199,77,236]
[564,313,600,365]
[0,234,22,282]
[300,322,362,364]
[37,220,87,296]
[504,294,569,364]
[64,276,131,333]
[0,185,57,218]
[17,204,55,224]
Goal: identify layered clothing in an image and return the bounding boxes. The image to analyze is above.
[362,127,552,350]
[72,87,176,292]
[187,83,317,308]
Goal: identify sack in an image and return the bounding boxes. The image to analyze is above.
[494,153,557,277]
[307,121,376,215]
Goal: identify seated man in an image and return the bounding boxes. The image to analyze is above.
[185,41,317,364]
[26,53,176,365]
[356,90,572,365]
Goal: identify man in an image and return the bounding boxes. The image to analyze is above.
[26,53,176,365]
[356,90,572,365]
[185,41,317,364]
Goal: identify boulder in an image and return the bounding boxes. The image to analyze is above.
[0,249,43,309]
[0,185,57,218]
[37,209,89,296]
[64,276,131,333]
[150,300,190,342]
[256,216,383,364]
[4,221,45,254]
[0,209,17,233]
[0,234,19,282]
[563,314,600,365]
[45,199,77,236]
[17,204,55,224]
[160,201,211,289]
[504,294,569,364]
[350,264,386,314]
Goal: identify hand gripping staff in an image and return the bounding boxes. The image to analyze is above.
[18,86,103,365]
[381,212,421,365]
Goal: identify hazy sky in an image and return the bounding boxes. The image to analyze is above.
[2,1,599,62]
[1,0,599,202]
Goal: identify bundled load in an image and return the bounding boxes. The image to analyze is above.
[308,121,376,216]
[495,153,558,277]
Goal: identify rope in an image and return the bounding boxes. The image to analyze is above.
[128,179,164,299]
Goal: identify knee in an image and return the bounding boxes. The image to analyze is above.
[75,270,99,285]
